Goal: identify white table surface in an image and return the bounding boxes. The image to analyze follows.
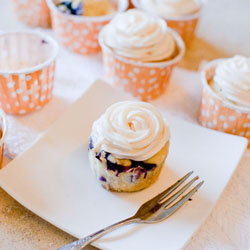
[0,0,250,250]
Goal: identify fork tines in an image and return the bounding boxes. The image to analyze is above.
[160,171,204,213]
[145,171,204,220]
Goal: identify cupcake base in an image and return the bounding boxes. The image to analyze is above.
[89,141,169,192]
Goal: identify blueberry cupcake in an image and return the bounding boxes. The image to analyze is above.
[88,101,170,192]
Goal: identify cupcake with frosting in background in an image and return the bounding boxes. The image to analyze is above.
[47,0,128,55]
[132,0,203,46]
[198,55,250,145]
[99,9,185,101]
[88,101,170,192]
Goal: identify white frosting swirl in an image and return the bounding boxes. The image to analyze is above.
[100,9,176,62]
[91,101,170,161]
[139,0,201,18]
[213,55,250,108]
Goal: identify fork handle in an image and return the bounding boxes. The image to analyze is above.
[57,216,138,250]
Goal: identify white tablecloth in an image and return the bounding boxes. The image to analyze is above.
[1,1,250,249]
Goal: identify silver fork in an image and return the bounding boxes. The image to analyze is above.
[58,171,204,250]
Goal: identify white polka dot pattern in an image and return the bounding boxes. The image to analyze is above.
[12,0,51,28]
[102,49,176,101]
[165,17,199,46]
[0,62,56,115]
[49,2,128,55]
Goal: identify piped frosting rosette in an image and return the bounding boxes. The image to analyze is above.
[91,101,170,161]
[213,55,250,108]
[102,9,176,62]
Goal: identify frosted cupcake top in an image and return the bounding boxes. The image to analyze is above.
[100,9,176,62]
[138,0,201,18]
[91,101,170,161]
[212,55,250,108]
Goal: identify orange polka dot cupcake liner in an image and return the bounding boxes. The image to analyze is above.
[0,111,7,169]
[198,60,250,146]
[47,0,128,55]
[164,16,199,47]
[0,31,59,115]
[99,29,185,101]
[12,0,51,28]
[0,64,56,114]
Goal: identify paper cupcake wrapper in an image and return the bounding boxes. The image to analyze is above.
[12,0,51,27]
[164,17,199,46]
[99,29,185,101]
[198,60,250,145]
[0,111,7,169]
[0,31,58,115]
[47,0,128,55]
[0,63,55,114]
[128,0,134,8]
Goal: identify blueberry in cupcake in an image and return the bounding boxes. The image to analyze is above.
[88,101,170,192]
[56,0,84,15]
[56,0,117,16]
